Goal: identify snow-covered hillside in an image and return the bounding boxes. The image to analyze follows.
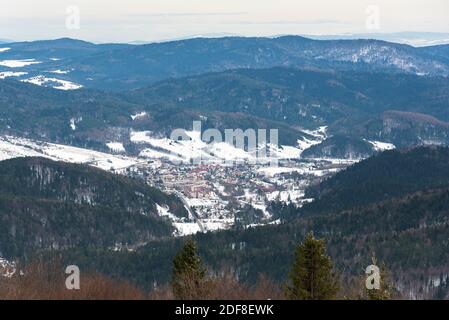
[314,43,449,76]
[130,126,327,164]
[0,136,138,172]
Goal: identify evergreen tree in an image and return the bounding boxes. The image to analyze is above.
[287,232,339,300]
[171,239,209,299]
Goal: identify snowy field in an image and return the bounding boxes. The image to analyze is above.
[0,135,138,171]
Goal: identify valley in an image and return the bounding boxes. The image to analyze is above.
[1,34,449,300]
[0,132,356,237]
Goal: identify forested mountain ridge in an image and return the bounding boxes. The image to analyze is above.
[0,157,187,259]
[2,36,449,91]
[2,67,449,158]
[301,146,449,215]
[0,78,313,148]
[127,67,449,126]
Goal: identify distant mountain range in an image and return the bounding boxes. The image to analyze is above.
[305,32,449,47]
[1,36,449,91]
[6,31,449,47]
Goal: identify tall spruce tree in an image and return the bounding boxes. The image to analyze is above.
[171,239,209,299]
[287,232,339,300]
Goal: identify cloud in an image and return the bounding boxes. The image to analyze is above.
[225,19,349,26]
[123,12,249,18]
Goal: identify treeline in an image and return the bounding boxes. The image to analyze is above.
[165,234,395,300]
[0,233,395,300]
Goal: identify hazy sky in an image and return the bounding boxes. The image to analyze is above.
[1,0,448,42]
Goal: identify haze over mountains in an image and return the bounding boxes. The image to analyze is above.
[305,32,449,47]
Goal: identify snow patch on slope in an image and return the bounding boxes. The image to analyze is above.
[156,203,204,236]
[131,127,327,164]
[22,76,82,90]
[131,112,148,121]
[0,59,41,68]
[298,126,328,156]
[366,140,396,151]
[48,69,70,74]
[0,135,138,172]
[106,142,125,153]
[0,71,27,79]
[69,117,82,131]
[156,204,177,220]
[173,223,202,237]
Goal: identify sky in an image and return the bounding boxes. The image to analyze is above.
[1,0,448,43]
